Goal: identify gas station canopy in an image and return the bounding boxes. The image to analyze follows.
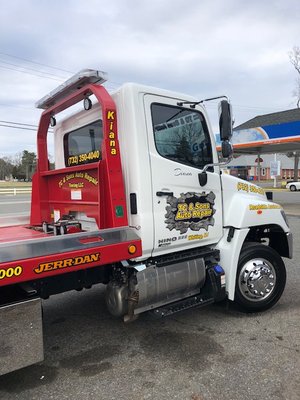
[217,108,300,154]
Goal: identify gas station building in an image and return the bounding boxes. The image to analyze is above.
[225,107,300,181]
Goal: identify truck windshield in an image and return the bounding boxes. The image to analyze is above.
[151,103,212,169]
[64,120,103,167]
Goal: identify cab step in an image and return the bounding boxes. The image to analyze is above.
[151,295,214,318]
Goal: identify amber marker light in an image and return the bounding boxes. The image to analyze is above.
[128,244,137,254]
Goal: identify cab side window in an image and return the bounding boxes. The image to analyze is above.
[151,103,213,169]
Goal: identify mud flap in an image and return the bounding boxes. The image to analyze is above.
[0,297,43,375]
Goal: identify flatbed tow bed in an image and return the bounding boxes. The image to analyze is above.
[0,224,47,243]
[0,225,141,286]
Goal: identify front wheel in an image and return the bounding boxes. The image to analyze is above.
[235,243,286,312]
[290,185,297,191]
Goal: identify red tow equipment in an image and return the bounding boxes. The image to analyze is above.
[31,82,127,229]
[0,70,142,288]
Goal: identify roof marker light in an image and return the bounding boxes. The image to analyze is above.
[35,69,108,110]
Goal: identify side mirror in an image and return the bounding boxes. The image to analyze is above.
[221,140,233,159]
[218,100,232,141]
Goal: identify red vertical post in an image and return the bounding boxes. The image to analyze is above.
[30,83,128,229]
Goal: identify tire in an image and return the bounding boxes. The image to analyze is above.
[235,243,286,312]
[290,185,297,192]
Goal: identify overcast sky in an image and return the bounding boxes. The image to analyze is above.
[0,0,299,157]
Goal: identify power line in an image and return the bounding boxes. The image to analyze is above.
[0,53,122,88]
[0,120,53,131]
[0,120,39,128]
[0,59,68,80]
[0,123,38,131]
[204,101,292,113]
[0,103,34,110]
[0,65,64,81]
[0,53,294,113]
[0,53,116,86]
[0,52,74,74]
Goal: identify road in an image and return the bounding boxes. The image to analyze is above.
[0,196,299,400]
[0,217,299,400]
[272,191,300,216]
[0,195,31,216]
[272,190,300,204]
[0,195,31,227]
[0,191,299,216]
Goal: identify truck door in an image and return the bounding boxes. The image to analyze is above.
[144,95,223,256]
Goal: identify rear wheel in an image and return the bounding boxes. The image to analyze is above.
[235,243,286,312]
[290,185,297,191]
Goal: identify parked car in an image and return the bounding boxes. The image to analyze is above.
[286,181,300,191]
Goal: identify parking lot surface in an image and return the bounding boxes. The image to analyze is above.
[0,217,299,400]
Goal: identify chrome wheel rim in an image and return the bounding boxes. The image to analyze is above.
[238,258,276,302]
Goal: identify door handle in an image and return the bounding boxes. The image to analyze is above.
[156,191,174,197]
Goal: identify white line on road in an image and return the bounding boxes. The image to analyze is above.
[0,201,31,205]
[0,212,29,217]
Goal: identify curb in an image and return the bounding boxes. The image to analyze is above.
[263,188,288,192]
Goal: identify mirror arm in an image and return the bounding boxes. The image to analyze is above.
[201,158,232,173]
[177,95,228,108]
[198,158,233,187]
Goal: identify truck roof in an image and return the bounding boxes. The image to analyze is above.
[112,82,200,103]
[52,81,202,134]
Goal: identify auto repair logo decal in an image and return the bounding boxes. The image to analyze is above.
[165,191,216,234]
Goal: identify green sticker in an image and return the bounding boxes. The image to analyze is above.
[115,205,124,217]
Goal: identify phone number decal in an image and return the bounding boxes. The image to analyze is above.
[68,150,100,166]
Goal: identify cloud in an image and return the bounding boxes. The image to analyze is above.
[0,0,299,156]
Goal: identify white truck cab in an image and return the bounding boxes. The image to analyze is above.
[54,84,224,257]
[52,74,292,315]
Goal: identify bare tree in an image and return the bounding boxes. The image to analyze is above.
[289,46,300,108]
[287,47,300,180]
[0,157,14,180]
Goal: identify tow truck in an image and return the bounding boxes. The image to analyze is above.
[0,69,292,375]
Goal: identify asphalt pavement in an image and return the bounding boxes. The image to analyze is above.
[0,220,299,400]
[0,191,299,400]
[272,191,300,216]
